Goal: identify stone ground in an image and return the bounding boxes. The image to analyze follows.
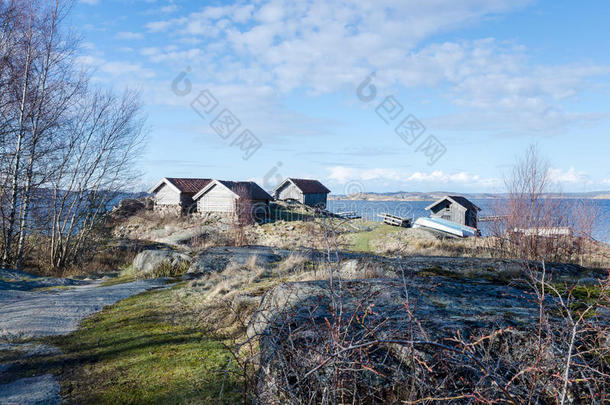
[0,269,166,405]
[0,246,605,404]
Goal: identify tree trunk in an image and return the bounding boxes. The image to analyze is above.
[2,16,33,266]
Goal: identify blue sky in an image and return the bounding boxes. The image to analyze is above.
[70,0,610,194]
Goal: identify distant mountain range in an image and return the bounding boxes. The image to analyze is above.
[329,191,610,201]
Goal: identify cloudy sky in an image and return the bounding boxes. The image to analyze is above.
[71,0,610,194]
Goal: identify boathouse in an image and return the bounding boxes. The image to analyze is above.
[425,195,481,228]
[193,180,272,218]
[148,177,212,214]
[273,178,331,208]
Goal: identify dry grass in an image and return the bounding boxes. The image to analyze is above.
[176,256,272,337]
[292,259,394,281]
[171,253,398,339]
[187,255,270,301]
[275,252,311,275]
[20,234,142,278]
[365,227,489,258]
[247,218,354,251]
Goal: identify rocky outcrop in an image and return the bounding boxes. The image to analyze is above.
[250,277,542,345]
[186,246,290,275]
[383,255,607,285]
[249,276,576,404]
[110,197,152,220]
[132,249,191,275]
[184,244,605,284]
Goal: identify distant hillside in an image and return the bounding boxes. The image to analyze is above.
[329,191,610,201]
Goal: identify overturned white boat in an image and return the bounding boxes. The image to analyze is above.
[413,217,479,238]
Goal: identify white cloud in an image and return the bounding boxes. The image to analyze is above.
[160,5,178,13]
[327,167,402,183]
[138,0,610,134]
[76,54,156,83]
[116,31,144,40]
[81,42,96,50]
[327,166,496,187]
[146,20,177,32]
[75,55,97,66]
[100,61,156,78]
[548,167,590,184]
[144,1,534,74]
[406,170,479,183]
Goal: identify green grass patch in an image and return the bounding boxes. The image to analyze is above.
[553,283,603,302]
[46,287,243,404]
[349,223,402,252]
[99,259,190,287]
[547,282,606,319]
[99,274,138,287]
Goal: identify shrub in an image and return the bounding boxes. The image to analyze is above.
[149,260,190,278]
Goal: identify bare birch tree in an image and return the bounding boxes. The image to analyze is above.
[48,89,144,269]
[0,1,20,245]
[492,145,573,261]
[1,0,36,266]
[15,1,84,269]
[0,0,146,271]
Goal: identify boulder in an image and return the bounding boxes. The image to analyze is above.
[132,249,191,275]
[111,198,148,219]
[186,246,285,275]
[251,277,542,343]
[250,277,546,404]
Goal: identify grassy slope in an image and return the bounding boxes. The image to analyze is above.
[51,286,242,405]
[349,223,402,252]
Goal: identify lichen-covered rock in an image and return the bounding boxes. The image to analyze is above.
[186,246,288,275]
[251,278,542,343]
[250,278,546,404]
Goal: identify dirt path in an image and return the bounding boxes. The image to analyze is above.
[0,277,167,405]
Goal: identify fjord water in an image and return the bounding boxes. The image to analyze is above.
[327,199,610,243]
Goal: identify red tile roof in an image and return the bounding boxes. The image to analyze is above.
[217,180,272,200]
[426,195,481,212]
[165,178,212,194]
[447,195,481,211]
[289,178,330,194]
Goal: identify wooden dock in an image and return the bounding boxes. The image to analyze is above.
[378,213,411,227]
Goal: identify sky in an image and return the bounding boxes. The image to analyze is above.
[69,0,610,194]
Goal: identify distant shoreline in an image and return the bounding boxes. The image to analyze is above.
[329,193,610,202]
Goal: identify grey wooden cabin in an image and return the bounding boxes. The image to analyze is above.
[194,180,272,217]
[273,178,330,208]
[148,177,212,214]
[425,195,481,228]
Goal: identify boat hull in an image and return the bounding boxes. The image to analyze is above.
[413,217,479,237]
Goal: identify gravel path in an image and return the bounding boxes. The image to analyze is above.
[0,277,167,405]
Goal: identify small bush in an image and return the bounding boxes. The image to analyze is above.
[149,260,190,278]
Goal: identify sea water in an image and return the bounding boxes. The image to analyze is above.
[327,199,610,243]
